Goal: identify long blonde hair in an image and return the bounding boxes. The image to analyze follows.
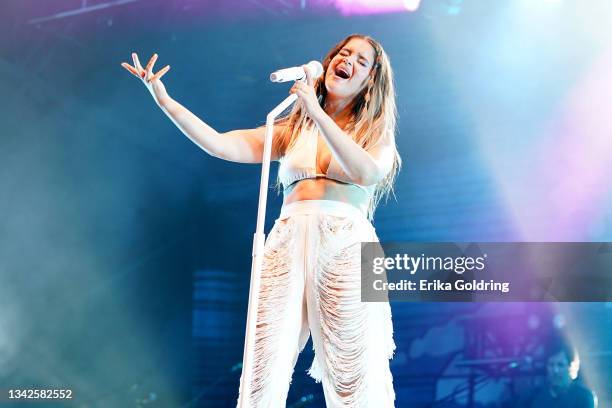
[273,34,401,220]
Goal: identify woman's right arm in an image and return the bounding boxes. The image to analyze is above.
[121,53,283,163]
[160,97,283,163]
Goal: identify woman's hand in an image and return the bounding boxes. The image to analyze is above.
[290,64,323,119]
[121,53,171,107]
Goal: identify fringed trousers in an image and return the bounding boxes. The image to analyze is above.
[238,200,395,407]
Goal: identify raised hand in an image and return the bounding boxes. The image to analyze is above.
[121,52,171,106]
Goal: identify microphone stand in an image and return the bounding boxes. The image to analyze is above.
[237,92,298,407]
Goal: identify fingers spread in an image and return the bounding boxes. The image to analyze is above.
[121,62,140,78]
[151,65,170,81]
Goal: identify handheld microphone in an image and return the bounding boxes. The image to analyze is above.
[270,61,323,83]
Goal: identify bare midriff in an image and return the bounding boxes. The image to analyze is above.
[282,177,370,214]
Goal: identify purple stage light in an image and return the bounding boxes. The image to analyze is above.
[334,0,420,16]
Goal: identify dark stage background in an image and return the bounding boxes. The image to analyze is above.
[1,0,611,407]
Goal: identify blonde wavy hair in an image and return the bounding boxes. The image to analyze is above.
[273,34,401,220]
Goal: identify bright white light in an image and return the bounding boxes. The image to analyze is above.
[404,0,421,12]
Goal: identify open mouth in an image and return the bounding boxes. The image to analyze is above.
[333,65,351,80]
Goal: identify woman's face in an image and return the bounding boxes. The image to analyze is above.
[324,38,376,101]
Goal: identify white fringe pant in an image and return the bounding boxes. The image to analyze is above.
[239,200,395,407]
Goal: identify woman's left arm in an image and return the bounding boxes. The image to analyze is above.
[290,68,394,186]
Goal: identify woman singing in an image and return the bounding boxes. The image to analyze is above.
[122,34,401,407]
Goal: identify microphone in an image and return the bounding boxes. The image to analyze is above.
[270,61,323,83]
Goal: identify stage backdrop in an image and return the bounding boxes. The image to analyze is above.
[1,0,611,407]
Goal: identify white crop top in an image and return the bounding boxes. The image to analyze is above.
[277,123,377,197]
